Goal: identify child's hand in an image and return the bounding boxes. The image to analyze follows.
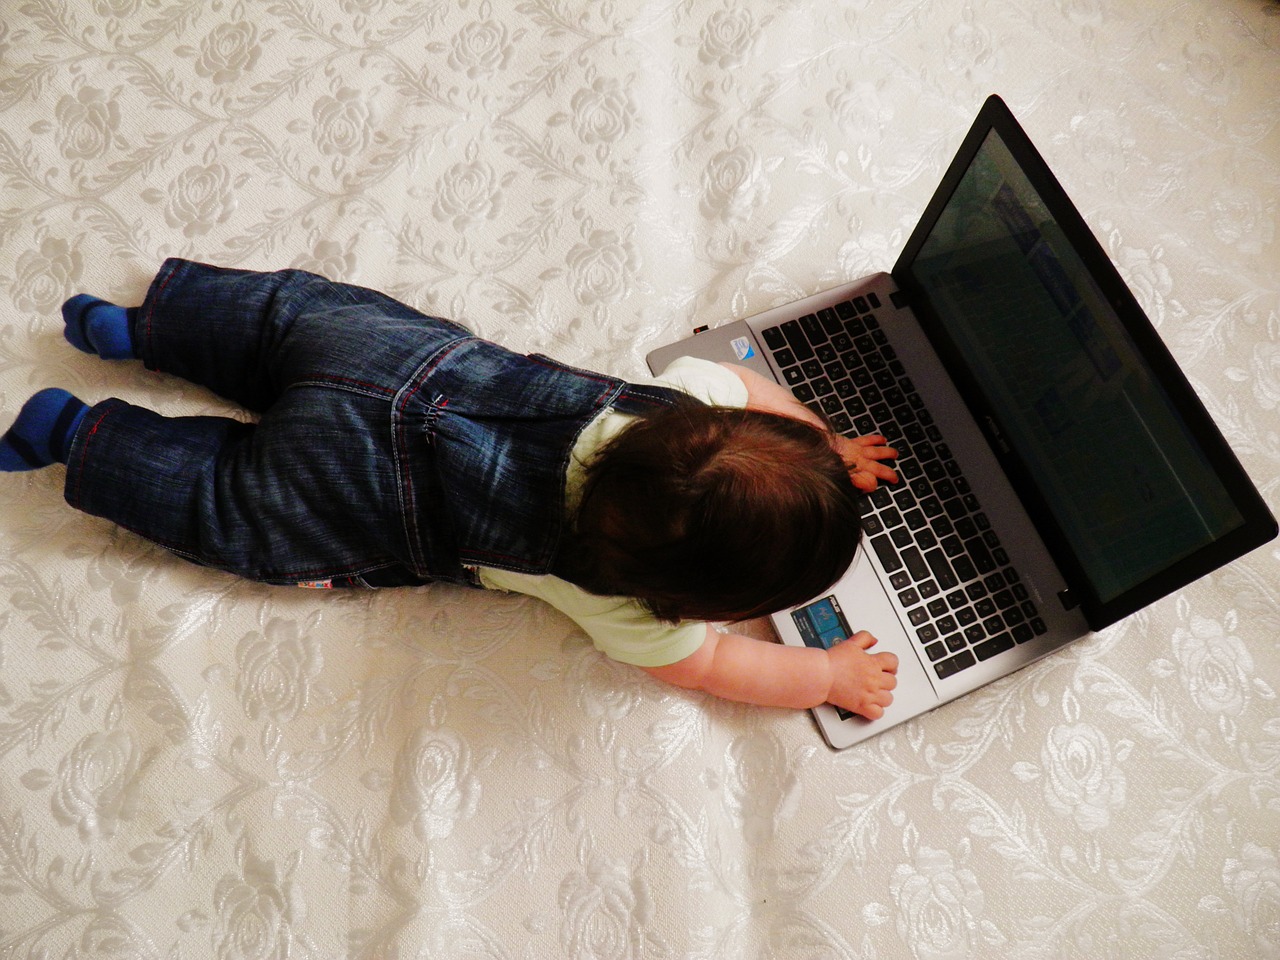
[832,434,899,491]
[827,631,899,720]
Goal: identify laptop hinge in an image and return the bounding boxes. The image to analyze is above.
[890,290,911,310]
[1057,588,1080,611]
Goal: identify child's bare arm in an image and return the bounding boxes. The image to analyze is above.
[642,624,899,719]
[720,362,899,491]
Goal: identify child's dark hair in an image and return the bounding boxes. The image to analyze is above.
[562,401,863,623]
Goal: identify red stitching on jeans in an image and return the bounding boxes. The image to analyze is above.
[67,406,113,509]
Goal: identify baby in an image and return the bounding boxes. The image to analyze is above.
[1,259,900,719]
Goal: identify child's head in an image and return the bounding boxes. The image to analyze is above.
[567,401,863,622]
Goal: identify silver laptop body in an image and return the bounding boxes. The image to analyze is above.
[645,97,1276,748]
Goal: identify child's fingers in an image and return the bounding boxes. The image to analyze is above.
[848,630,878,650]
[836,435,900,490]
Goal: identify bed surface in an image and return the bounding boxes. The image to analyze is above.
[2,1,1278,956]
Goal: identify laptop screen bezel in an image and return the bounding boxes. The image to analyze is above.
[890,94,1276,629]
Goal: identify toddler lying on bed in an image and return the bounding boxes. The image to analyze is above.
[0,259,900,719]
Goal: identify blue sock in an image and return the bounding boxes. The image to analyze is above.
[62,294,138,359]
[0,389,89,471]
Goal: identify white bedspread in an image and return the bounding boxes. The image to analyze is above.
[2,2,1278,957]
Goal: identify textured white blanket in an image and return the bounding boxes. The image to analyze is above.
[2,2,1278,957]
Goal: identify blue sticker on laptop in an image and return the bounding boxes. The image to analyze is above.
[730,336,755,360]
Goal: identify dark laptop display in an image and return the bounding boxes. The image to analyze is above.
[893,99,1276,628]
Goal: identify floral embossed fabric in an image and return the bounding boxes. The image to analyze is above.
[1,1,1278,957]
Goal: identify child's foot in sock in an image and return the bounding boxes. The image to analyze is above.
[62,294,136,359]
[0,388,89,471]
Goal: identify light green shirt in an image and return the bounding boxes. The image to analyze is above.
[478,357,747,667]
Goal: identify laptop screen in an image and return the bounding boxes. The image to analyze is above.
[893,97,1273,626]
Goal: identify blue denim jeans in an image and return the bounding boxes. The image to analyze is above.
[64,259,472,587]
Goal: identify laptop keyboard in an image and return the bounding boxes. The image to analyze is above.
[760,295,1048,682]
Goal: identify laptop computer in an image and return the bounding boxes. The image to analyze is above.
[645,95,1277,749]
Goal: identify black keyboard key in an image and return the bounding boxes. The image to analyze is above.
[1012,623,1035,644]
[973,632,1015,661]
[870,535,903,573]
[900,546,930,583]
[799,313,828,345]
[924,548,959,589]
[780,320,815,361]
[762,326,787,350]
[935,649,976,679]
[965,537,997,574]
